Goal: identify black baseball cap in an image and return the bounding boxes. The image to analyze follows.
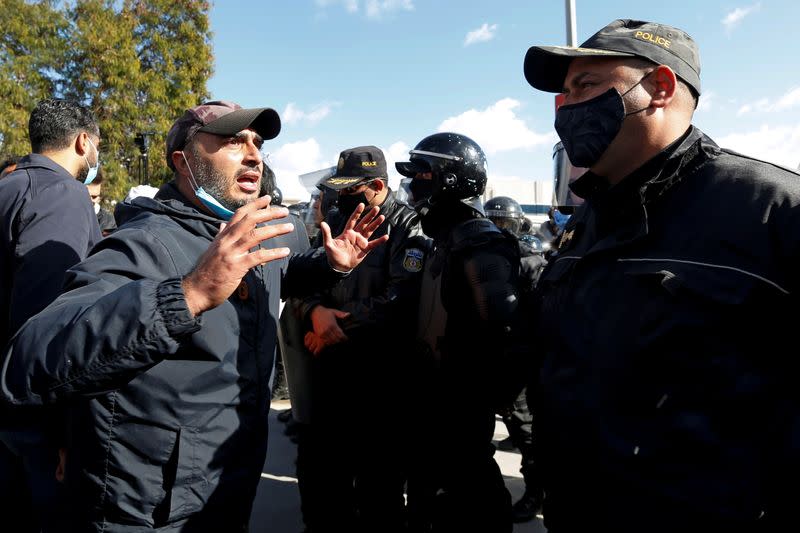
[524,19,701,96]
[165,100,281,170]
[321,146,388,190]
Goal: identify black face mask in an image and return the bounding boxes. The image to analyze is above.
[554,73,651,168]
[337,191,370,218]
[409,179,434,205]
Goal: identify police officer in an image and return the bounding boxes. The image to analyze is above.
[484,196,545,522]
[297,146,428,533]
[524,19,800,532]
[397,133,521,533]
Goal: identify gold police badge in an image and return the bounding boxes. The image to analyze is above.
[402,248,424,272]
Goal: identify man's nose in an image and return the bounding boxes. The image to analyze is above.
[243,139,262,165]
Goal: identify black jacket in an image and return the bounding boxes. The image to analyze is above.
[300,193,429,342]
[1,182,342,531]
[0,154,101,353]
[0,154,101,430]
[535,127,800,532]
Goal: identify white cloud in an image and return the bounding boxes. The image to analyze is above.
[736,87,800,115]
[721,3,761,33]
[318,0,413,18]
[383,140,410,188]
[365,0,413,19]
[437,98,556,155]
[464,23,498,47]
[282,102,336,126]
[269,138,334,202]
[717,124,800,170]
[315,0,358,13]
[696,90,715,113]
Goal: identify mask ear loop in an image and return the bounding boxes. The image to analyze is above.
[622,70,655,116]
[182,152,201,190]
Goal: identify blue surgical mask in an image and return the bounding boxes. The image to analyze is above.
[553,209,571,231]
[83,138,100,185]
[182,153,235,220]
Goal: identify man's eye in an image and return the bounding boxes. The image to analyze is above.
[253,139,264,150]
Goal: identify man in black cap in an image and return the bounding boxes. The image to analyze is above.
[295,145,428,532]
[523,19,800,532]
[1,101,389,532]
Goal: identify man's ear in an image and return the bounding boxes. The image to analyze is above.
[171,150,189,177]
[75,131,91,156]
[372,178,387,192]
[650,65,677,109]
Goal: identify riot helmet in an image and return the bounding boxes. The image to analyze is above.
[484,196,525,236]
[396,132,488,210]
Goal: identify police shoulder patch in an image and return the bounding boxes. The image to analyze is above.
[402,248,424,272]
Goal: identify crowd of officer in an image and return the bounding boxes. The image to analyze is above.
[2,16,800,533]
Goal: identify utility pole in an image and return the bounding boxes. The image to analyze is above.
[565,0,578,46]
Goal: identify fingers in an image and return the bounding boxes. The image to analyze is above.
[361,233,390,254]
[342,203,366,232]
[227,195,272,225]
[235,222,294,250]
[243,246,291,269]
[332,310,351,319]
[353,205,380,230]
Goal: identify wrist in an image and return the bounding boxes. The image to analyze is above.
[181,275,210,317]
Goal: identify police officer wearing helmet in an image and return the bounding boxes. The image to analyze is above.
[484,196,545,522]
[524,19,800,532]
[397,133,521,533]
[296,146,428,532]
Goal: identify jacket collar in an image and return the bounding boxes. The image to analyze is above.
[570,126,718,208]
[15,153,75,179]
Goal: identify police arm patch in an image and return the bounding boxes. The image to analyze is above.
[402,248,424,272]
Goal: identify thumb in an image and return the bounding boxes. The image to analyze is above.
[218,222,227,234]
[333,309,351,319]
[320,221,333,246]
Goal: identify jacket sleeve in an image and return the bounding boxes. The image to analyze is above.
[0,227,201,405]
[9,178,102,335]
[337,226,428,337]
[280,245,348,300]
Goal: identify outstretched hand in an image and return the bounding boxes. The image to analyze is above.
[182,195,293,316]
[321,203,388,272]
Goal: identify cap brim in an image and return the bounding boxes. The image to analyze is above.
[524,45,636,93]
[321,176,371,190]
[395,161,429,178]
[199,107,281,140]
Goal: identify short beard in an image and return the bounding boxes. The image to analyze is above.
[187,143,253,211]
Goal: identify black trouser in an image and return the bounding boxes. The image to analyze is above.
[502,387,542,495]
[297,342,408,533]
[410,362,513,533]
[0,426,70,533]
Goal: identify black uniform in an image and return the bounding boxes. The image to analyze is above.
[414,217,520,533]
[296,192,428,533]
[534,127,800,532]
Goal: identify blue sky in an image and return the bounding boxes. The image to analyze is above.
[208,1,800,201]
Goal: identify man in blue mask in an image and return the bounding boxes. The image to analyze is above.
[523,19,800,533]
[0,98,102,533]
[1,100,389,532]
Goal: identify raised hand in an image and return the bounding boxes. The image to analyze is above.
[321,203,389,272]
[182,195,293,316]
